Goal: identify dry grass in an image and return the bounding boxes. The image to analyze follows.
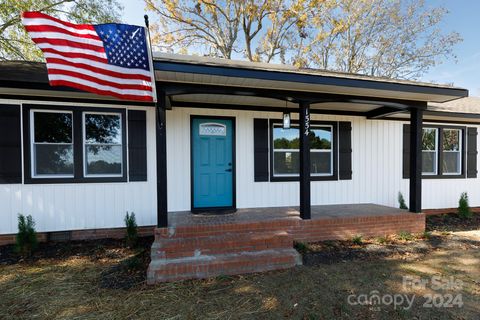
[0,232,479,319]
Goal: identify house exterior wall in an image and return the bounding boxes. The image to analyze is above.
[0,101,479,235]
[0,99,157,235]
[166,107,480,212]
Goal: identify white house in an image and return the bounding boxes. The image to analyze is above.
[0,53,478,280]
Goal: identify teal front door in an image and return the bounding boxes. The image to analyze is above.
[192,117,234,210]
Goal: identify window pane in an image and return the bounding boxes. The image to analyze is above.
[311,152,331,174]
[34,144,73,175]
[422,151,436,174]
[273,151,299,175]
[85,114,122,144]
[443,129,460,151]
[310,127,332,150]
[422,128,436,151]
[86,145,122,175]
[34,112,72,143]
[273,127,299,149]
[443,152,461,174]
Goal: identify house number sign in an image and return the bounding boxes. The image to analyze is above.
[304,108,310,136]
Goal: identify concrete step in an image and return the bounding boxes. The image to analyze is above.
[151,231,292,259]
[147,248,301,283]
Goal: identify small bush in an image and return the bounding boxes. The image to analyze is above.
[15,214,38,256]
[458,192,472,219]
[124,212,138,247]
[421,231,432,240]
[294,242,309,254]
[398,231,414,241]
[398,192,408,210]
[352,235,363,245]
[376,236,388,244]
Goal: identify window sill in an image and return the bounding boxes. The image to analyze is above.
[270,175,338,182]
[421,174,465,179]
[24,176,128,184]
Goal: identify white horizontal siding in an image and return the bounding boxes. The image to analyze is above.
[0,100,157,234]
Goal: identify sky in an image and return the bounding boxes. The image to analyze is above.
[119,0,480,96]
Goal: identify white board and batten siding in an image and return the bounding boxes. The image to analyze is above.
[1,102,479,235]
[0,99,157,235]
[167,107,480,212]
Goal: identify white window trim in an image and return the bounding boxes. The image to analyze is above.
[30,109,74,179]
[422,127,438,176]
[442,128,462,175]
[82,111,123,178]
[272,124,334,177]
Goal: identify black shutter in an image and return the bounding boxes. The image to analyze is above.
[403,124,411,179]
[253,118,269,182]
[128,110,147,181]
[338,121,352,180]
[467,127,478,178]
[0,105,22,184]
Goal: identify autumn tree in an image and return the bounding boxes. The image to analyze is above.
[0,0,123,61]
[145,0,461,80]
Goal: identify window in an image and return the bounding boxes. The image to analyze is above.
[422,128,438,175]
[272,123,334,178]
[24,105,127,183]
[31,110,74,177]
[421,126,464,177]
[84,112,123,176]
[442,129,462,175]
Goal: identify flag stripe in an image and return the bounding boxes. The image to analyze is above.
[24,25,101,40]
[46,63,152,86]
[23,11,154,102]
[38,43,107,59]
[48,74,153,96]
[44,54,151,78]
[32,37,105,52]
[41,47,108,63]
[22,12,97,33]
[48,69,153,91]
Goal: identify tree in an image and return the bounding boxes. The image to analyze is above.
[0,0,123,61]
[145,0,461,80]
[144,0,323,62]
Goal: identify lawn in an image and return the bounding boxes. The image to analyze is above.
[0,215,479,319]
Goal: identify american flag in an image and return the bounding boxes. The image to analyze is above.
[22,11,156,102]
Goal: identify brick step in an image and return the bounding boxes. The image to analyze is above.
[151,231,293,259]
[155,219,296,239]
[147,248,301,283]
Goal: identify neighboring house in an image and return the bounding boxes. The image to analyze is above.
[0,54,477,281]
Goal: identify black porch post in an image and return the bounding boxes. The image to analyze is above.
[299,101,311,219]
[409,107,423,213]
[156,91,168,227]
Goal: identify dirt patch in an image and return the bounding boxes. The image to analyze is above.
[426,212,480,232]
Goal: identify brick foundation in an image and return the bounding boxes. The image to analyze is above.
[0,226,155,246]
[148,211,425,283]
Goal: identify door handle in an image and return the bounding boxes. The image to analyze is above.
[225,168,232,172]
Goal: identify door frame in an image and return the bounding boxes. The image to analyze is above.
[190,115,236,212]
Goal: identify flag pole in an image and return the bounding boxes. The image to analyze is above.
[144,15,157,103]
[145,14,168,228]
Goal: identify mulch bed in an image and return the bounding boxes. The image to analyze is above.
[0,236,154,290]
[426,211,480,232]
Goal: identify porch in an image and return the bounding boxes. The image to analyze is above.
[147,204,425,283]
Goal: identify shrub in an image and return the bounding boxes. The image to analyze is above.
[15,214,38,256]
[458,192,472,219]
[352,235,363,245]
[376,236,388,244]
[124,212,138,247]
[398,231,414,241]
[398,192,408,210]
[294,241,309,254]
